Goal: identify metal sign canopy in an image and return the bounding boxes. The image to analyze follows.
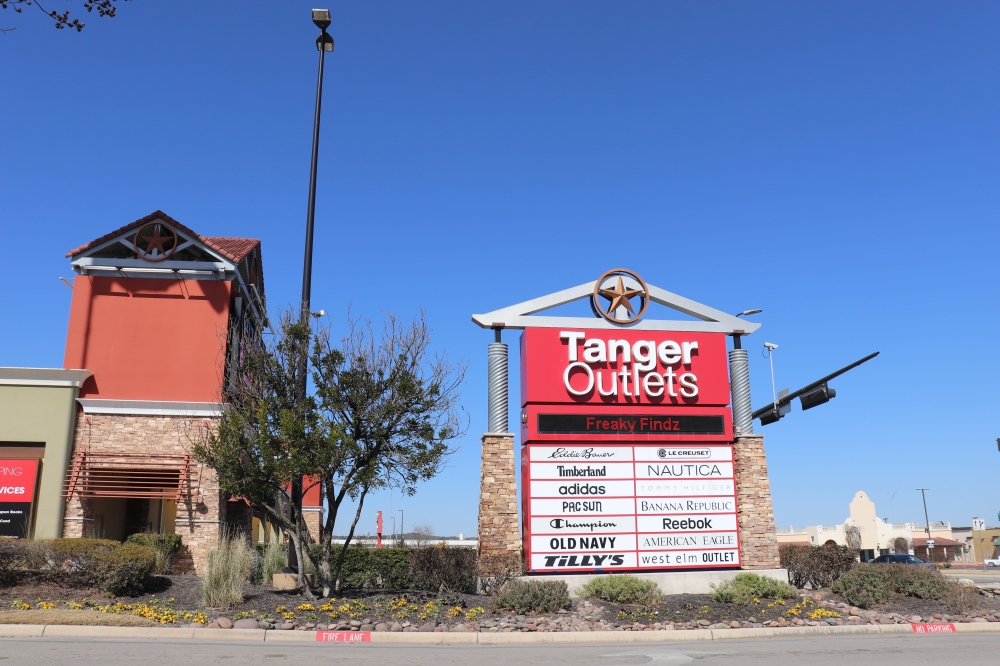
[472,268,760,334]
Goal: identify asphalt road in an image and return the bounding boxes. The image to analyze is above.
[0,633,996,665]
[943,569,1000,585]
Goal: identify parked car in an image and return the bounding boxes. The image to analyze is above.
[984,558,1000,567]
[870,553,937,569]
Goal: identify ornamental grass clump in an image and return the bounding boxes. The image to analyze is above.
[492,580,571,614]
[709,572,797,605]
[579,574,663,605]
[255,539,287,585]
[202,535,254,608]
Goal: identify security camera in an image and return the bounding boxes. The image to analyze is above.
[764,342,778,350]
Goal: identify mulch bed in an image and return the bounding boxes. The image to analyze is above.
[3,576,1000,631]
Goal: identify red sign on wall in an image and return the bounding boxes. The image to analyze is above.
[520,328,730,407]
[0,459,39,539]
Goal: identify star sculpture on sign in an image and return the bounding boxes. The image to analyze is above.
[592,268,649,324]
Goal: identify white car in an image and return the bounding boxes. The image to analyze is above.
[985,558,1000,567]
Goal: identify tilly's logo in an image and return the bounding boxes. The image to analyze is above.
[592,268,649,325]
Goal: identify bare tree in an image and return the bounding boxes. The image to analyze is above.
[893,537,910,554]
[1,0,126,32]
[411,522,435,548]
[845,525,862,550]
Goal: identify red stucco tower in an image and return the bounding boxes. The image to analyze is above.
[60,211,266,571]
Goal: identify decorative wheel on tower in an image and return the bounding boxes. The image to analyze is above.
[132,221,179,262]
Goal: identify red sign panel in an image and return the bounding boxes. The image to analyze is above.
[0,459,39,539]
[520,328,730,407]
[521,444,740,573]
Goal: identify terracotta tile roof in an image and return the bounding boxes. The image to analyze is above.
[200,236,260,264]
[912,537,965,548]
[66,210,260,264]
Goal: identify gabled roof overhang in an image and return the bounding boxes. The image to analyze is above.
[472,278,759,334]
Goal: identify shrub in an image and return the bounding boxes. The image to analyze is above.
[832,565,892,608]
[780,543,856,589]
[42,538,119,586]
[125,533,182,574]
[710,573,798,605]
[944,580,980,614]
[95,543,156,596]
[477,551,525,596]
[492,580,571,614]
[313,545,413,590]
[579,575,663,605]
[255,539,287,585]
[0,538,45,582]
[202,535,254,608]
[409,546,477,593]
[886,565,946,600]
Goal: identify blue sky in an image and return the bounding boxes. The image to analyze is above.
[1,2,998,537]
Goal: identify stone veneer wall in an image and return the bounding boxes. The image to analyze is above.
[733,434,780,569]
[303,509,322,544]
[477,433,520,554]
[62,413,232,574]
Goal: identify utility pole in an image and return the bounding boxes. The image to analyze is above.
[917,488,932,562]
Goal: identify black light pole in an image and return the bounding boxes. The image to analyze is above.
[289,8,334,573]
[917,488,932,562]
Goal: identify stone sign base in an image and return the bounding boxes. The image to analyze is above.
[477,432,520,555]
[524,568,789,597]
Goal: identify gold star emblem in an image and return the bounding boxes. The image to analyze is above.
[598,276,643,316]
[592,268,650,324]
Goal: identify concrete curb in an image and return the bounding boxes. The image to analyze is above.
[1,621,999,643]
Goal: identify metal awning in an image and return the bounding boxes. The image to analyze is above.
[62,451,191,500]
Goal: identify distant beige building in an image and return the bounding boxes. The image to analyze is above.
[777,491,965,562]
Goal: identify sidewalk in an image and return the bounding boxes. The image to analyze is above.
[1,621,998,644]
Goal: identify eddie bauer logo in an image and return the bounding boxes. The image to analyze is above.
[549,518,618,531]
[546,447,614,460]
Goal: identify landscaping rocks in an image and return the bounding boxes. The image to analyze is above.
[215,617,233,629]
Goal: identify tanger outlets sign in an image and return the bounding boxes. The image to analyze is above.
[520,328,730,407]
[0,459,38,539]
[522,445,740,571]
